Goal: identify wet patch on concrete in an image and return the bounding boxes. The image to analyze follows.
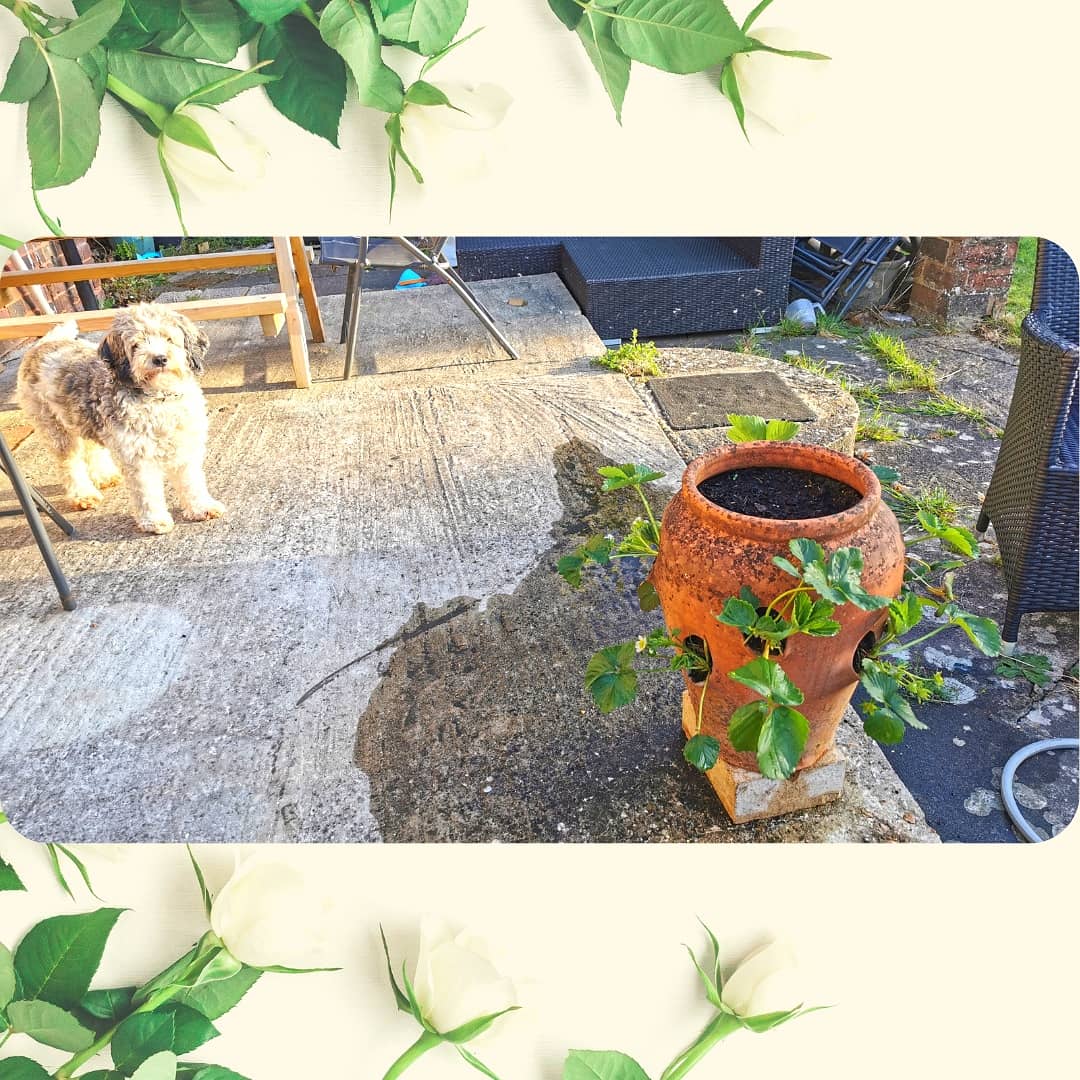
[355,439,937,843]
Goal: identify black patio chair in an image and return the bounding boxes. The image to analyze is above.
[0,429,76,610]
[319,237,520,378]
[976,238,1079,648]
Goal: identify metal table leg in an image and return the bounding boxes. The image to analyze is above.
[0,432,76,611]
[343,237,368,379]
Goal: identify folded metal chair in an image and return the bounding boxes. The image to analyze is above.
[790,236,903,316]
[976,238,1079,647]
[319,237,520,378]
[0,430,76,610]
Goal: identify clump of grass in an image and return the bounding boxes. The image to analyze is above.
[734,332,767,357]
[781,351,832,377]
[887,483,960,525]
[595,329,662,377]
[856,410,901,442]
[888,394,988,425]
[776,315,814,337]
[815,312,856,338]
[865,330,939,391]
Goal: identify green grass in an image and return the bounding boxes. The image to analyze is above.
[864,331,938,391]
[780,351,832,377]
[814,312,857,338]
[886,484,960,525]
[776,316,814,337]
[734,332,768,357]
[856,410,901,442]
[1005,236,1037,326]
[594,329,662,377]
[887,394,989,425]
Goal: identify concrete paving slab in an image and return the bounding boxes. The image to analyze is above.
[0,278,938,843]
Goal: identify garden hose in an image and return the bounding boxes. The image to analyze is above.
[1000,738,1080,842]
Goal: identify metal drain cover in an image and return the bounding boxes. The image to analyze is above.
[648,371,818,431]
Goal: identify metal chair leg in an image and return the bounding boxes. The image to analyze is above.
[394,237,520,361]
[0,432,76,611]
[340,262,358,344]
[343,237,368,379]
[0,458,75,534]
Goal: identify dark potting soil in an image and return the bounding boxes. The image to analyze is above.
[698,466,861,520]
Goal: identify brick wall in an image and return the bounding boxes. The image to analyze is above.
[908,236,1018,327]
[0,238,105,361]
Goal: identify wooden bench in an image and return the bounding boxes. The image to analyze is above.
[0,237,324,388]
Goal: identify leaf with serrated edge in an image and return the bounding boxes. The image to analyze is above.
[609,0,750,75]
[154,0,240,63]
[46,0,124,59]
[576,7,630,123]
[6,1000,95,1052]
[373,0,468,55]
[27,54,101,189]
[756,704,808,779]
[563,1049,652,1080]
[0,38,48,103]
[320,0,405,113]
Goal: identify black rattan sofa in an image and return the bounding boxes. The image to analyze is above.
[977,239,1079,646]
[456,237,795,339]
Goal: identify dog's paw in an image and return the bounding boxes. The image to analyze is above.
[68,490,103,511]
[135,513,175,535]
[91,470,123,490]
[182,498,226,522]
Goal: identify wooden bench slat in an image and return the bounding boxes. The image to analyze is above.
[0,294,288,339]
[0,248,283,288]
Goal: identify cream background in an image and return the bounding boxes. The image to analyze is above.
[1,0,1079,1077]
[0,1,1077,238]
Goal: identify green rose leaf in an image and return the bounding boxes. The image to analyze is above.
[107,51,274,109]
[73,0,177,49]
[168,965,261,1019]
[403,79,455,107]
[756,704,809,779]
[157,1002,219,1054]
[719,60,748,139]
[14,908,125,1008]
[234,0,304,21]
[77,45,108,105]
[154,0,241,63]
[584,643,638,713]
[683,733,720,772]
[372,0,468,56]
[6,1000,95,1051]
[548,0,584,31]
[564,1049,652,1080]
[26,55,102,189]
[131,1053,179,1080]
[183,1067,251,1080]
[609,0,750,75]
[729,657,804,706]
[320,0,405,113]
[728,699,768,751]
[0,38,48,104]
[258,16,347,145]
[597,463,665,491]
[0,854,27,892]
[0,942,16,1008]
[112,1011,177,1075]
[81,985,136,1022]
[0,1060,52,1080]
[46,0,125,59]
[576,7,631,124]
[77,1072,127,1080]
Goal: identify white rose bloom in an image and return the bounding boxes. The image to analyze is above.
[411,915,518,1034]
[400,81,513,185]
[160,103,268,192]
[730,28,830,135]
[721,940,804,1018]
[209,853,335,970]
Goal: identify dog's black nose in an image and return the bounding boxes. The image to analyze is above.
[151,355,169,368]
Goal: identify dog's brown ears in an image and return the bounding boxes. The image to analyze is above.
[180,319,209,374]
[98,331,133,385]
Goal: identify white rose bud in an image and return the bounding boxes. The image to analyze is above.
[730,28,830,135]
[160,103,268,192]
[209,853,335,970]
[411,915,517,1034]
[400,81,513,185]
[720,940,805,1018]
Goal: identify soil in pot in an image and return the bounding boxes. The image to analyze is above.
[698,465,861,520]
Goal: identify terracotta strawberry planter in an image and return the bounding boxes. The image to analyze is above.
[649,441,905,774]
